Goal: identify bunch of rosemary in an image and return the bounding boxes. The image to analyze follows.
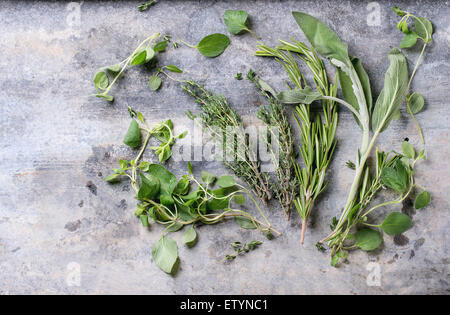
[182,80,272,205]
[255,39,338,244]
[247,70,298,219]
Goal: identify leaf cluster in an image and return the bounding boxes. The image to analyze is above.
[223,240,262,261]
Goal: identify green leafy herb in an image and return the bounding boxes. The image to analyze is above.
[181,226,198,247]
[217,175,235,188]
[165,65,183,73]
[234,72,243,80]
[223,10,260,38]
[381,212,412,236]
[181,34,230,58]
[152,236,179,274]
[149,75,162,91]
[223,240,262,261]
[123,120,141,148]
[414,190,431,209]
[355,229,383,251]
[137,0,157,12]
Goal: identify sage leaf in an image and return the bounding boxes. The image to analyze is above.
[149,75,162,91]
[414,190,431,209]
[400,31,418,48]
[152,236,179,274]
[381,161,409,193]
[201,171,216,185]
[138,173,160,200]
[123,119,141,148]
[196,33,230,58]
[94,71,109,90]
[235,216,257,229]
[217,175,236,188]
[165,65,183,73]
[277,87,322,104]
[371,48,408,133]
[292,11,350,66]
[414,17,433,43]
[381,212,412,236]
[223,10,252,35]
[355,229,383,251]
[408,92,425,114]
[181,226,198,247]
[401,141,415,159]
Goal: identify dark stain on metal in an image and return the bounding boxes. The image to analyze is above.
[86,181,97,195]
[414,238,425,250]
[65,220,82,232]
[394,234,409,246]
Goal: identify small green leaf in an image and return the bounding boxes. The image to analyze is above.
[408,92,425,114]
[355,229,383,251]
[154,40,167,52]
[177,130,188,139]
[414,17,433,43]
[401,141,415,159]
[201,171,216,185]
[104,173,121,183]
[105,64,121,73]
[139,161,150,171]
[217,175,236,188]
[130,50,147,66]
[140,214,149,227]
[152,236,179,274]
[196,33,230,58]
[119,159,130,169]
[149,75,162,91]
[223,10,251,35]
[186,110,196,120]
[96,94,114,102]
[414,190,431,209]
[277,87,322,104]
[165,65,183,73]
[233,195,246,205]
[187,161,193,175]
[123,120,141,148]
[400,31,418,48]
[381,212,412,236]
[94,71,109,90]
[137,112,145,124]
[381,161,409,193]
[181,226,198,247]
[235,217,257,230]
[174,177,190,195]
[146,164,177,196]
[392,6,406,17]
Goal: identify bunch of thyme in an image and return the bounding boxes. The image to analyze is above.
[255,39,338,244]
[182,80,272,205]
[247,70,299,219]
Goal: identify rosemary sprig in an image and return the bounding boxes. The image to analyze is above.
[256,39,338,244]
[247,70,299,219]
[182,80,272,205]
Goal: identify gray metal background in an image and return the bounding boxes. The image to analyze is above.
[0,0,448,294]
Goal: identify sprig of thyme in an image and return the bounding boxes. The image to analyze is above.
[223,240,262,262]
[182,80,272,205]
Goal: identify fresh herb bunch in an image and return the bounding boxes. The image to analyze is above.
[393,6,434,144]
[92,33,184,100]
[223,240,263,262]
[274,11,431,265]
[255,39,338,244]
[182,80,273,205]
[247,70,299,220]
[105,110,279,274]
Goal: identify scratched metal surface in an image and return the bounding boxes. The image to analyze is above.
[0,0,448,294]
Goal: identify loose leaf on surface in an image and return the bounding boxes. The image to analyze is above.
[355,229,383,251]
[223,10,251,35]
[152,236,179,274]
[414,190,431,209]
[381,212,412,236]
[196,33,230,58]
[123,119,141,148]
[181,226,198,247]
[149,75,162,91]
